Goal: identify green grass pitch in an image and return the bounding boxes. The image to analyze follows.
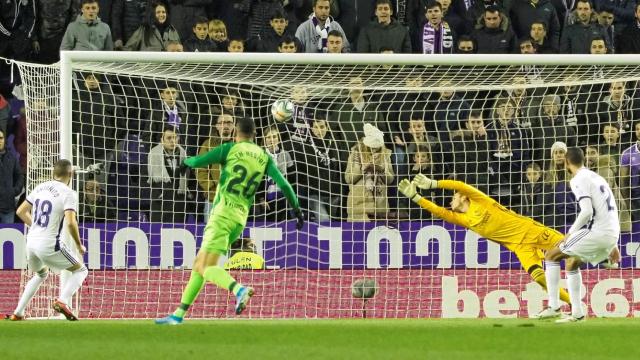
[2,318,639,360]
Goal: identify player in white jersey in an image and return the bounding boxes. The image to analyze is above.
[4,160,88,321]
[538,148,621,323]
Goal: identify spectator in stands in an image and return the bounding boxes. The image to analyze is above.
[397,113,442,178]
[585,144,631,232]
[0,0,35,66]
[450,110,492,191]
[112,0,148,50]
[183,17,217,52]
[227,38,245,52]
[590,36,609,53]
[472,6,517,53]
[620,121,640,221]
[597,9,616,48]
[594,0,636,36]
[277,36,300,53]
[381,76,433,159]
[196,113,235,222]
[599,122,623,168]
[414,1,455,54]
[293,0,342,26]
[252,9,301,53]
[542,141,576,229]
[296,0,350,53]
[487,99,528,160]
[510,0,561,49]
[519,38,537,54]
[517,162,545,223]
[255,126,294,221]
[247,0,286,40]
[0,95,9,135]
[345,123,394,221]
[326,29,347,53]
[329,76,380,150]
[358,0,412,53]
[169,0,212,41]
[33,0,77,63]
[124,1,179,51]
[437,0,465,35]
[79,178,117,222]
[106,131,150,221]
[210,89,246,118]
[208,19,228,50]
[0,129,24,224]
[455,0,506,36]
[148,127,189,223]
[305,111,346,221]
[402,144,446,219]
[503,76,539,128]
[530,21,558,53]
[60,0,113,51]
[560,0,611,54]
[456,35,476,53]
[560,78,586,131]
[72,73,123,162]
[220,89,248,117]
[616,3,640,53]
[486,98,530,202]
[532,94,577,166]
[11,94,26,173]
[592,81,637,144]
[431,80,471,138]
[166,40,184,52]
[147,82,194,153]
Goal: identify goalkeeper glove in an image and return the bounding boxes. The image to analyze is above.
[398,179,422,203]
[413,174,438,190]
[294,208,305,230]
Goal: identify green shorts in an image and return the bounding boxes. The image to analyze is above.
[201,213,245,256]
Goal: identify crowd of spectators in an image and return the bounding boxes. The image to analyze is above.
[1,0,640,65]
[1,0,640,231]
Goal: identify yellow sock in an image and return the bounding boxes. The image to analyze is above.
[530,267,571,305]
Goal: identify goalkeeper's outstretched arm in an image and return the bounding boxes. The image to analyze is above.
[413,174,489,204]
[398,179,466,227]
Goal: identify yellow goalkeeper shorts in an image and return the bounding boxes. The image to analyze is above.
[201,213,244,256]
[505,226,564,272]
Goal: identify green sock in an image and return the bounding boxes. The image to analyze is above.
[173,271,205,318]
[203,266,242,295]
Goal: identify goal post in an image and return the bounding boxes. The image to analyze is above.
[5,52,640,319]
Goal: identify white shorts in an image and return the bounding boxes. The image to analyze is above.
[27,245,82,272]
[560,229,618,265]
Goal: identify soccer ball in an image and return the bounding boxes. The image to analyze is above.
[271,99,294,122]
[351,278,377,299]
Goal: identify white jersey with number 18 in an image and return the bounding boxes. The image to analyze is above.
[25,180,78,250]
[569,167,620,236]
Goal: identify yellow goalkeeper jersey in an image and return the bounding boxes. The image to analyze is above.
[416,180,561,247]
[224,252,265,270]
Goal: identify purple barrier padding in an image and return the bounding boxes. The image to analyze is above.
[1,222,639,269]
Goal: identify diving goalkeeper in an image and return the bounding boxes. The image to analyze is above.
[399,175,571,307]
[156,117,304,325]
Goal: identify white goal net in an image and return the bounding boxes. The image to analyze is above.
[4,53,640,319]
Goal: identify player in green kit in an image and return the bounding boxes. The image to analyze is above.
[155,117,304,325]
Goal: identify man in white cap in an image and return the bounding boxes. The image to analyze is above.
[345,123,394,221]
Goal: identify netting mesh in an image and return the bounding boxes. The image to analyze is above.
[10,55,640,319]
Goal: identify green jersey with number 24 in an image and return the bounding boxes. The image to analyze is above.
[184,141,299,224]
